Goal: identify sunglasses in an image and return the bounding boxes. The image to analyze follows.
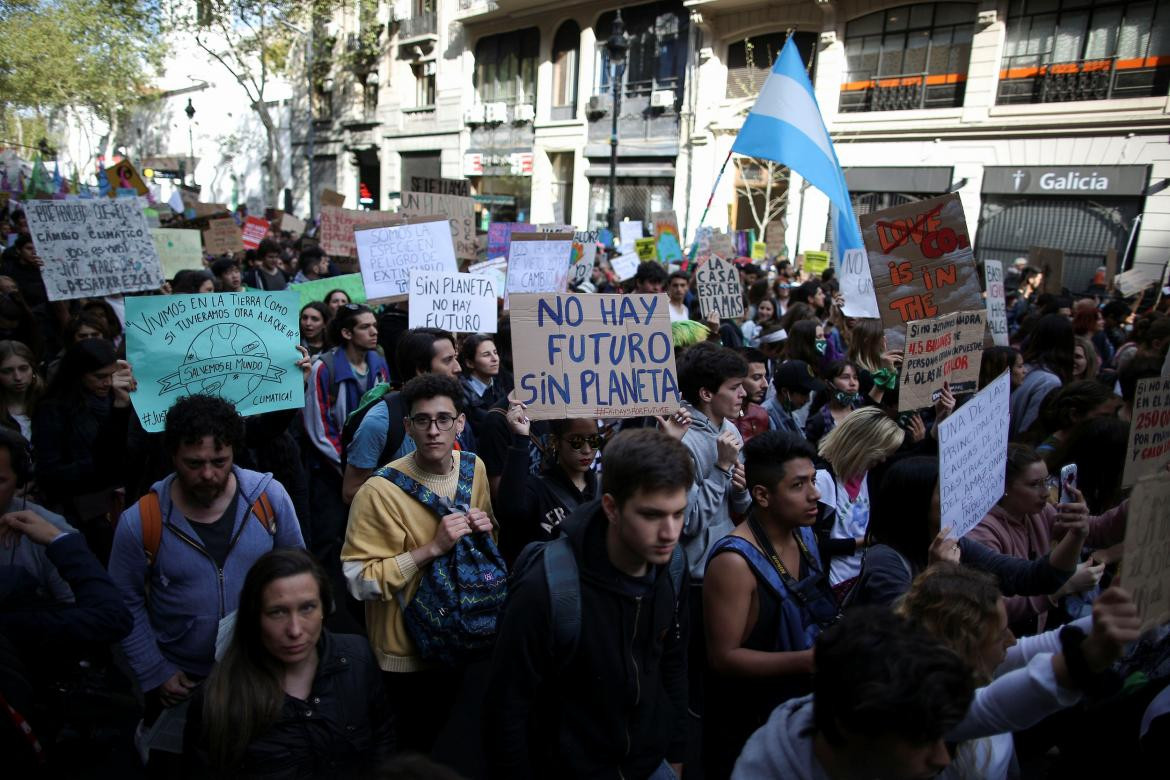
[563,434,604,452]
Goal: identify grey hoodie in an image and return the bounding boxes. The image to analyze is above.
[680,403,751,579]
[732,695,825,780]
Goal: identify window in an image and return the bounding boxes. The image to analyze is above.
[552,21,581,116]
[726,32,816,99]
[474,28,540,105]
[840,3,975,112]
[998,0,1170,103]
[413,61,436,108]
[596,3,688,98]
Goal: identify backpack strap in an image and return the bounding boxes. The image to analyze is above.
[251,491,276,536]
[138,492,163,566]
[543,537,581,665]
[378,453,478,517]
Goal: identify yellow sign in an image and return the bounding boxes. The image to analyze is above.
[634,237,658,262]
[104,159,149,197]
[804,250,830,276]
[751,241,767,260]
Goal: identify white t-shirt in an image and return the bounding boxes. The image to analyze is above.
[814,469,871,585]
[668,301,689,322]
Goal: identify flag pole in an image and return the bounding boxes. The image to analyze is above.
[684,146,735,274]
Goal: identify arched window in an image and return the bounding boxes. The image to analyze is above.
[840,3,975,112]
[552,21,580,117]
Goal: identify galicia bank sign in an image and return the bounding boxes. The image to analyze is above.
[983,166,1149,197]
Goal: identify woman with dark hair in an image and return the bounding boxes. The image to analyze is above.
[851,457,1077,608]
[805,360,861,447]
[324,289,351,314]
[979,345,1025,390]
[1011,314,1075,437]
[32,339,134,559]
[1050,416,1129,515]
[785,319,824,370]
[172,269,216,294]
[458,334,510,424]
[298,301,331,357]
[81,298,124,349]
[185,548,393,776]
[1030,380,1120,460]
[741,297,777,347]
[0,340,43,441]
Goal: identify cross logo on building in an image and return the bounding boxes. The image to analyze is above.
[1011,169,1029,192]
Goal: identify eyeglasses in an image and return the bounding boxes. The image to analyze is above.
[408,414,458,431]
[563,434,604,452]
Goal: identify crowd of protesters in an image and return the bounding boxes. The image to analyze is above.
[0,199,1168,780]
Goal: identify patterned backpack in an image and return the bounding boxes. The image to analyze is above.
[378,453,507,665]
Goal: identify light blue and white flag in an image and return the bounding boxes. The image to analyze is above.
[732,38,862,259]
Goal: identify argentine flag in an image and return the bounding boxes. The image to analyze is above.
[732,38,862,257]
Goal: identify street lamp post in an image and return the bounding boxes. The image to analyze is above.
[184,98,196,187]
[605,12,628,233]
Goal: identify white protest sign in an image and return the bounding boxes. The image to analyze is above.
[696,256,745,320]
[1123,377,1170,487]
[25,199,164,301]
[839,248,880,319]
[504,232,573,301]
[408,270,498,334]
[619,221,643,252]
[150,228,204,279]
[611,253,640,281]
[938,370,1011,540]
[354,217,457,302]
[983,259,1009,347]
[468,257,507,296]
[568,230,599,288]
[400,191,477,261]
[1121,473,1170,632]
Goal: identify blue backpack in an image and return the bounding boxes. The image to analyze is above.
[379,453,508,666]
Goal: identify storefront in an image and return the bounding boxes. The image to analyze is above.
[977,165,1149,292]
[464,151,534,224]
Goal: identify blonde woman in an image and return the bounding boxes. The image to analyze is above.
[815,407,904,599]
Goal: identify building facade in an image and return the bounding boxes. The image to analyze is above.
[296,0,1170,287]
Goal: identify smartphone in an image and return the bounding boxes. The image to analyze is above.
[1059,464,1078,504]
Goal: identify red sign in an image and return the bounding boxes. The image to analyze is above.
[241,216,270,250]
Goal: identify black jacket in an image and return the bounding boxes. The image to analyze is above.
[185,631,393,779]
[496,436,597,563]
[31,396,129,505]
[484,500,689,779]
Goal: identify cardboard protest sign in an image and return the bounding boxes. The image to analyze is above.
[538,224,575,233]
[634,238,658,262]
[505,233,573,302]
[486,222,534,260]
[105,159,149,197]
[1030,246,1065,294]
[289,273,367,310]
[241,216,270,250]
[1114,267,1159,297]
[696,256,745,320]
[938,370,1010,540]
[511,292,680,420]
[839,248,880,318]
[355,216,457,303]
[406,176,470,198]
[803,250,829,276]
[751,241,767,261]
[652,211,683,264]
[693,226,713,259]
[898,310,986,411]
[1104,248,1119,287]
[408,270,498,333]
[567,230,599,289]
[151,228,204,279]
[611,253,640,281]
[709,230,734,258]
[983,259,1009,347]
[468,257,507,296]
[862,193,984,351]
[125,291,303,432]
[1123,377,1170,487]
[280,214,306,238]
[203,217,245,255]
[619,221,643,252]
[1121,473,1170,631]
[321,189,346,207]
[400,190,477,262]
[25,199,164,301]
[319,206,401,258]
[765,221,785,255]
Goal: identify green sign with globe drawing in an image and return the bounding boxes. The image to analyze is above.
[125,291,304,432]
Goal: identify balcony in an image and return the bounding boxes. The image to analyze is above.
[997,55,1170,105]
[839,71,967,113]
[399,11,437,41]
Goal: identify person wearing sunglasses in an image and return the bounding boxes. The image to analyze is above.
[495,402,601,564]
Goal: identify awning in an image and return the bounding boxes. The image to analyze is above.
[845,167,954,194]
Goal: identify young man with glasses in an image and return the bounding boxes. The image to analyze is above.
[341,373,495,755]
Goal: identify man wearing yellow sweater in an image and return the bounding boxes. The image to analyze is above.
[341,373,494,754]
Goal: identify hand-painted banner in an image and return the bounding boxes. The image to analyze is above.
[567,230,599,288]
[803,250,829,275]
[696,256,745,320]
[319,206,401,257]
[241,216,270,250]
[486,222,534,260]
[511,292,680,420]
[25,199,164,301]
[984,259,1009,347]
[938,370,1010,540]
[355,216,457,302]
[862,193,983,351]
[288,273,367,310]
[408,270,498,333]
[468,257,507,296]
[635,238,658,262]
[505,233,573,301]
[838,248,880,319]
[653,211,683,264]
[151,228,204,279]
[125,291,303,432]
[203,217,244,255]
[619,221,643,252]
[1121,473,1170,631]
[1123,377,1170,487]
[400,191,477,261]
[898,310,986,411]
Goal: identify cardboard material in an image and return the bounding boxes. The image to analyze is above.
[25,198,164,301]
[1104,248,1119,287]
[151,228,204,279]
[505,232,573,302]
[839,248,880,318]
[803,250,829,276]
[634,238,658,262]
[1121,473,1170,631]
[938,370,1011,540]
[1030,246,1066,294]
[203,217,245,255]
[319,206,401,258]
[568,230,599,288]
[765,221,785,255]
[709,230,734,259]
[862,193,984,351]
[696,256,746,320]
[510,292,681,420]
[984,259,1009,347]
[400,190,477,261]
[321,189,346,207]
[241,216,270,250]
[280,214,306,238]
[1123,377,1170,487]
[405,177,470,198]
[652,211,683,263]
[289,273,367,310]
[898,310,986,411]
[486,222,534,260]
[408,270,498,333]
[1114,267,1159,297]
[355,216,457,303]
[125,291,303,432]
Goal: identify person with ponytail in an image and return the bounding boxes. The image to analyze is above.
[186,548,392,776]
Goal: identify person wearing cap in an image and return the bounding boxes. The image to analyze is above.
[211,257,244,293]
[764,360,824,439]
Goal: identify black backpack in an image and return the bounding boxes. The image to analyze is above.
[339,386,407,469]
